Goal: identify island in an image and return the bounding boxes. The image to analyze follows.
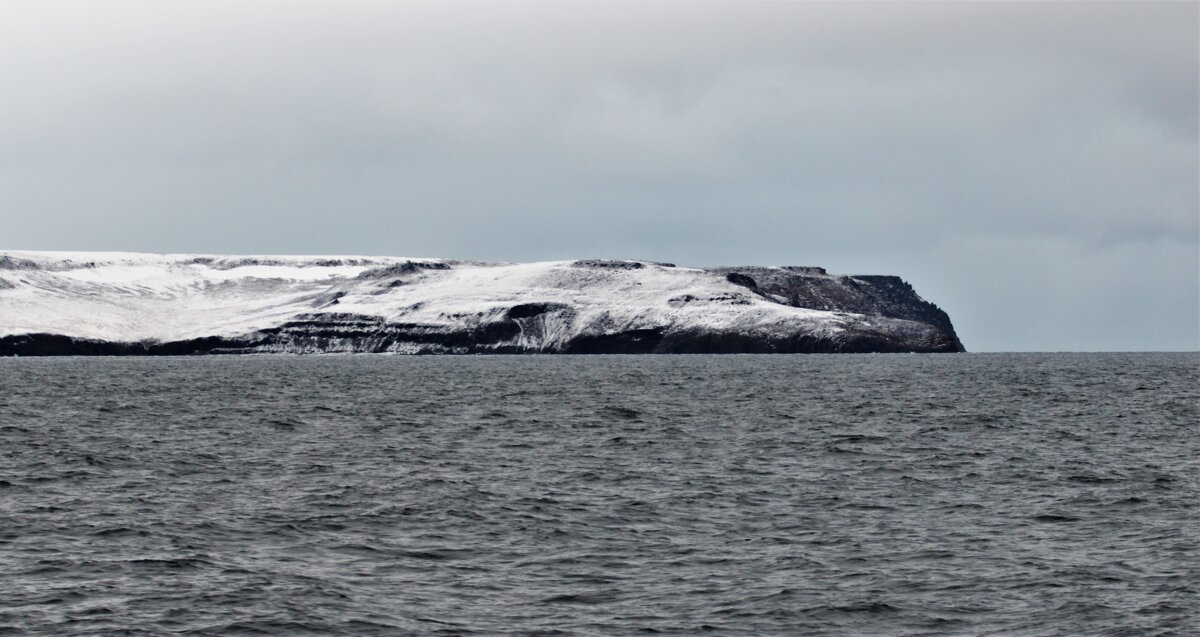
[0,252,964,355]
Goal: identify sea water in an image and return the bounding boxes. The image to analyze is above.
[1,353,1196,635]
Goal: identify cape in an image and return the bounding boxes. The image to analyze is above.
[0,252,964,355]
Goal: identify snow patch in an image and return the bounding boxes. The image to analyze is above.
[0,251,856,345]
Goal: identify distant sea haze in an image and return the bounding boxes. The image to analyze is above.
[2,353,1196,635]
[0,251,963,355]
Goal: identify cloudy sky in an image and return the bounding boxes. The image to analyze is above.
[1,1,1196,351]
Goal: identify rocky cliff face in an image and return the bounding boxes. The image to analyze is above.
[0,252,964,355]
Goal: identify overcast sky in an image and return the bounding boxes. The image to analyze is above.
[1,1,1196,351]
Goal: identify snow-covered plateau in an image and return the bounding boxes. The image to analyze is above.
[0,251,964,355]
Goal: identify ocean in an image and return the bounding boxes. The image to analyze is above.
[1,353,1196,635]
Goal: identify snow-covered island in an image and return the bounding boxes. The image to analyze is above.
[0,251,964,355]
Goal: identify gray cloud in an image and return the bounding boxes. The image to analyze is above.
[1,1,1196,351]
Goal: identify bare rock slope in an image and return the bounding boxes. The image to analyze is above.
[0,252,964,355]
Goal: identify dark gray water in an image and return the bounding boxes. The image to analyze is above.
[1,353,1197,636]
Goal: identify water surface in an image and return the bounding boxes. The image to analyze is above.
[1,353,1197,635]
